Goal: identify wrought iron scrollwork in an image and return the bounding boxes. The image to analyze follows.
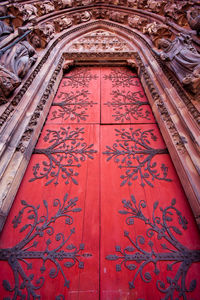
[106,194,200,299]
[63,68,98,88]
[51,89,97,122]
[103,69,140,88]
[30,127,97,186]
[104,89,151,122]
[0,193,91,299]
[103,128,171,187]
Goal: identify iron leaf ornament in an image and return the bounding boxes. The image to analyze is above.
[30,127,97,186]
[0,193,91,299]
[104,89,151,122]
[103,128,171,187]
[106,195,200,299]
[103,69,140,88]
[51,89,97,123]
[63,68,98,88]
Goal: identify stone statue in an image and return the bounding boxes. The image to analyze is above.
[128,16,148,30]
[187,9,200,36]
[36,1,55,16]
[0,21,14,43]
[53,0,74,9]
[8,4,38,27]
[143,21,172,46]
[0,40,37,99]
[157,34,200,94]
[30,22,55,48]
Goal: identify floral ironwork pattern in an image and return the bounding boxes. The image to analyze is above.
[104,89,151,122]
[30,127,97,186]
[51,89,97,122]
[103,69,140,88]
[63,68,98,88]
[106,194,200,299]
[0,193,91,299]
[103,128,171,187]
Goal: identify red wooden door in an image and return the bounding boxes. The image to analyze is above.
[0,67,200,300]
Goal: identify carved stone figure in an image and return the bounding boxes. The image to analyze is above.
[0,40,37,99]
[54,0,74,9]
[157,34,200,94]
[74,11,92,24]
[54,16,73,32]
[31,23,55,48]
[109,11,127,24]
[187,9,200,36]
[143,22,172,46]
[127,0,138,8]
[0,66,21,99]
[164,1,189,26]
[146,0,167,14]
[0,21,14,43]
[8,4,38,27]
[36,1,55,16]
[128,16,148,31]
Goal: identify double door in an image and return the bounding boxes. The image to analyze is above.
[1,67,200,300]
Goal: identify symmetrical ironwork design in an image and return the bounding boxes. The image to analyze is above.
[30,127,97,186]
[104,89,151,122]
[103,69,140,88]
[106,194,200,299]
[0,193,91,298]
[51,89,97,122]
[103,128,171,187]
[63,68,98,88]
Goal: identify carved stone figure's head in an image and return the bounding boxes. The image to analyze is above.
[30,34,41,48]
[158,38,171,50]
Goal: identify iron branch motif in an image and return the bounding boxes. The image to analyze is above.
[104,89,151,122]
[51,89,97,123]
[106,195,200,299]
[0,193,91,299]
[30,127,97,186]
[103,128,171,187]
[103,69,140,88]
[63,68,98,88]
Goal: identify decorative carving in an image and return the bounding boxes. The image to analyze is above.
[143,22,172,47]
[29,127,97,186]
[36,1,55,16]
[54,16,73,32]
[0,40,37,100]
[108,11,128,24]
[127,0,138,8]
[103,128,171,188]
[104,89,151,122]
[146,0,167,14]
[68,30,131,52]
[106,194,200,298]
[0,193,91,297]
[187,8,200,36]
[73,11,92,24]
[30,23,55,48]
[164,1,189,27]
[7,4,38,27]
[63,68,98,87]
[157,34,200,95]
[128,15,148,31]
[53,0,74,9]
[0,20,14,43]
[0,66,21,101]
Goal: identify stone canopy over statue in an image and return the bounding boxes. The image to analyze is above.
[157,34,200,94]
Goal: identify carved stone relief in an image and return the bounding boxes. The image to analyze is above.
[67,30,131,52]
[7,4,38,27]
[0,40,37,100]
[36,1,55,16]
[156,34,200,95]
[143,22,172,47]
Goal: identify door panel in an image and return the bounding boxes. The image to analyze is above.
[0,66,200,300]
[101,67,155,124]
[47,67,100,124]
[100,124,200,299]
